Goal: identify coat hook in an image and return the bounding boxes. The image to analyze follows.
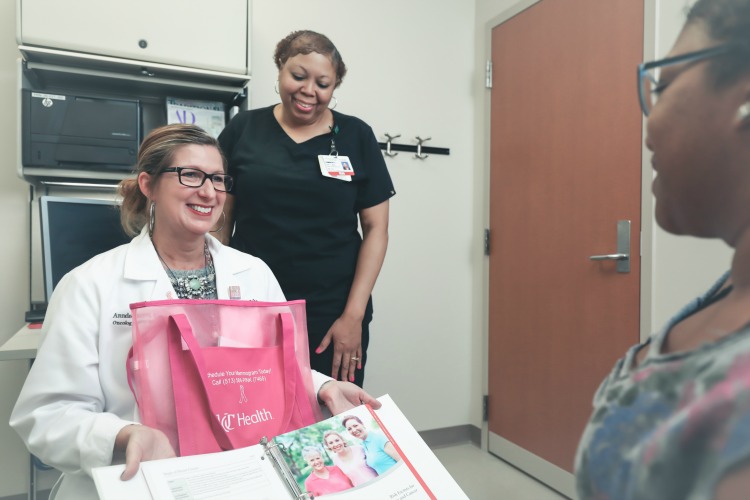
[415,136,431,159]
[384,133,400,157]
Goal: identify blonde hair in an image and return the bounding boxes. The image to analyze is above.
[323,430,348,449]
[117,124,226,236]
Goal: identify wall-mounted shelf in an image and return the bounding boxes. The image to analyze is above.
[18,45,250,94]
[18,47,250,184]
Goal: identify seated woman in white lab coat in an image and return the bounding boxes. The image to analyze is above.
[9,124,379,500]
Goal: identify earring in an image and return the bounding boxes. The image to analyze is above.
[148,202,156,237]
[210,211,226,233]
[738,102,750,122]
[329,96,337,110]
[274,81,280,95]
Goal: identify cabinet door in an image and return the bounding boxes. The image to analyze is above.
[19,0,248,74]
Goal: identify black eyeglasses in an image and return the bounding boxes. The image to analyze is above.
[637,44,736,117]
[162,167,234,192]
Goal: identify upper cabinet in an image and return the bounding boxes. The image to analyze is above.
[17,0,249,75]
[16,0,250,183]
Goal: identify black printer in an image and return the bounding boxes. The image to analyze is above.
[22,90,140,172]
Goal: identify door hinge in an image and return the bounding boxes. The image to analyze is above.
[483,394,489,421]
[485,60,493,89]
[484,228,491,256]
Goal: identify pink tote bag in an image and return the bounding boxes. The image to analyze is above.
[127,299,322,456]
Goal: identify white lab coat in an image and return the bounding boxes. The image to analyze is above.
[10,229,330,499]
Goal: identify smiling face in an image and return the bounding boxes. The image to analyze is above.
[645,21,750,244]
[139,144,226,246]
[325,432,347,454]
[344,418,368,440]
[305,451,326,471]
[277,52,336,127]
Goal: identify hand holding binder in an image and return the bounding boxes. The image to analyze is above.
[93,395,468,499]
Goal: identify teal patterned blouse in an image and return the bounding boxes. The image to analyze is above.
[575,272,750,500]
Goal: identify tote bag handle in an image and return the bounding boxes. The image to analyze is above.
[167,312,299,450]
[126,346,138,405]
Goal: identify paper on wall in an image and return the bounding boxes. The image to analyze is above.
[166,98,226,138]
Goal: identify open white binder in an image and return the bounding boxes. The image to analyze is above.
[93,395,468,499]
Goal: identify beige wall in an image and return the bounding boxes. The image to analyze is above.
[249,0,479,432]
[0,0,35,495]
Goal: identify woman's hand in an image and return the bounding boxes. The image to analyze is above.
[318,380,381,416]
[316,200,390,383]
[115,424,176,480]
[316,313,363,382]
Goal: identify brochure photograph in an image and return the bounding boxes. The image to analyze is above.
[92,395,468,499]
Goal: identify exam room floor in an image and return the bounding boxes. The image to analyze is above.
[433,443,569,500]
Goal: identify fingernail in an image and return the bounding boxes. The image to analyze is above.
[315,347,322,354]
[349,376,355,382]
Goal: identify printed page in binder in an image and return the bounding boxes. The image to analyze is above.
[92,395,468,500]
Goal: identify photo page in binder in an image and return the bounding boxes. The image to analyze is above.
[92,395,468,499]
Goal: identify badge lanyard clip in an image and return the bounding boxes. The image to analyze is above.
[318,124,352,181]
[329,124,339,157]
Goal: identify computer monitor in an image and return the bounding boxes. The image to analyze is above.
[39,196,132,304]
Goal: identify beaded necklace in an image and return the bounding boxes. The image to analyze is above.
[154,241,217,299]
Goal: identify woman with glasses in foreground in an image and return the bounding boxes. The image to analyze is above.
[576,0,750,498]
[10,124,379,500]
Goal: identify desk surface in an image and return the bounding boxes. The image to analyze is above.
[0,325,41,361]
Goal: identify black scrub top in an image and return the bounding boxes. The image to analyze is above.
[218,105,395,326]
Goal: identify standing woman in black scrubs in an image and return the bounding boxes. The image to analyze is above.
[218,30,395,387]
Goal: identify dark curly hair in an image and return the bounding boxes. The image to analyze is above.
[273,30,347,87]
[687,0,750,87]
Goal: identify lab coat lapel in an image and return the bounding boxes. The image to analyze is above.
[123,229,176,300]
[207,234,249,300]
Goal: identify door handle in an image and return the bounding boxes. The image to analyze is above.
[589,253,628,261]
[589,220,630,273]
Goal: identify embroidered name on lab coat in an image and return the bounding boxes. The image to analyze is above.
[112,312,132,327]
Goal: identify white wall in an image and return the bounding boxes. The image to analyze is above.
[0,0,36,496]
[249,0,478,432]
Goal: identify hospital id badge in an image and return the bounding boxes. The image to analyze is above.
[318,155,354,181]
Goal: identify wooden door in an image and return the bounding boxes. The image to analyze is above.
[487,0,644,494]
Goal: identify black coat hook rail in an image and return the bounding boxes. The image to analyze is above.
[377,142,451,155]
[378,133,450,159]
